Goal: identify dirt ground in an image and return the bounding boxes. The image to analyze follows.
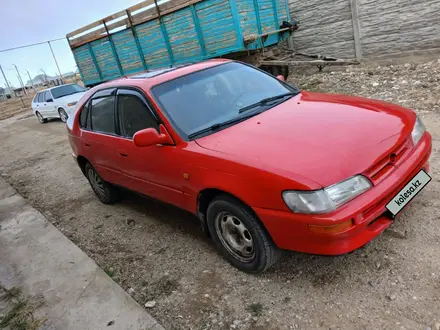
[0,60,440,330]
[0,94,34,121]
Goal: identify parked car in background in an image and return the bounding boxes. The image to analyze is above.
[32,84,87,123]
[66,60,432,273]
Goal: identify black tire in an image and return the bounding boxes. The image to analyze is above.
[58,108,68,123]
[35,111,47,124]
[207,195,280,273]
[85,162,120,204]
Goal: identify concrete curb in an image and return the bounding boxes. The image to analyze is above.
[0,177,165,330]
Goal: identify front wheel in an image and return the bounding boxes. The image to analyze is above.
[58,108,68,123]
[85,162,120,204]
[207,195,280,273]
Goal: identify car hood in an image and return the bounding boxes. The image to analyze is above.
[55,92,86,104]
[195,91,415,187]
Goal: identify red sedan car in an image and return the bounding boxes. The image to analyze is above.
[67,60,432,273]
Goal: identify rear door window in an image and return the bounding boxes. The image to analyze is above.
[79,101,90,128]
[37,92,44,103]
[90,96,116,134]
[44,91,52,102]
[33,93,40,103]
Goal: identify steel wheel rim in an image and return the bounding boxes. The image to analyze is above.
[88,168,105,198]
[59,109,68,122]
[36,112,43,123]
[215,211,255,262]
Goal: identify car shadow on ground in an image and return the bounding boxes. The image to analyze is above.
[119,189,208,240]
[115,189,385,280]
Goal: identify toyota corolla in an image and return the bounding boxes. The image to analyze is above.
[66,60,432,273]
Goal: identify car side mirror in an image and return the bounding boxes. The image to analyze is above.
[133,124,173,147]
[276,75,285,82]
[46,98,53,102]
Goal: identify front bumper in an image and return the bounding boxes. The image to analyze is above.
[254,133,432,255]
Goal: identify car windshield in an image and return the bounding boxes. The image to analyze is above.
[51,84,86,99]
[151,62,299,139]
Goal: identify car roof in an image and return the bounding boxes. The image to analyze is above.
[36,83,79,93]
[91,59,232,92]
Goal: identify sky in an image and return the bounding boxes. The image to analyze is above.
[0,0,142,89]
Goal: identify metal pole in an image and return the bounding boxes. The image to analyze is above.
[0,64,12,95]
[16,75,27,102]
[19,94,26,108]
[13,65,27,95]
[350,0,362,60]
[26,70,35,92]
[48,41,63,84]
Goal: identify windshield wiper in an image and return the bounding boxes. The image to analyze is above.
[188,111,263,139]
[238,92,297,113]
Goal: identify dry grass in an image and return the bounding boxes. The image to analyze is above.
[0,285,47,330]
[0,95,34,121]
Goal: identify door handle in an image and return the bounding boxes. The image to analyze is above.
[84,143,91,147]
[118,150,128,157]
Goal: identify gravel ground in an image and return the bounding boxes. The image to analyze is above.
[0,60,440,330]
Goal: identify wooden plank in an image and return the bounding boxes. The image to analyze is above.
[69,18,130,48]
[131,0,188,25]
[102,9,127,22]
[67,0,153,39]
[128,0,155,13]
[67,20,103,38]
[260,59,359,65]
[70,30,107,48]
[107,18,130,32]
[132,0,205,25]
[132,12,158,25]
[68,0,204,44]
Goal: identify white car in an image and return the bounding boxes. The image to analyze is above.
[31,84,87,123]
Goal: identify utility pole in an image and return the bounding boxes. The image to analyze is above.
[0,64,12,95]
[26,70,35,92]
[13,64,27,95]
[48,41,63,84]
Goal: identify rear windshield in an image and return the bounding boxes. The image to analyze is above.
[51,84,85,99]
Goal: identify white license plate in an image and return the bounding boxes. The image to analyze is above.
[386,169,431,216]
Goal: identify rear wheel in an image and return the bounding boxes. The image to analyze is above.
[35,111,47,124]
[207,195,280,273]
[85,162,120,204]
[58,108,68,123]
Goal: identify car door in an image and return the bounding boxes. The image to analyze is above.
[44,90,57,117]
[40,91,52,116]
[32,92,41,113]
[34,92,45,114]
[80,88,126,185]
[113,88,185,208]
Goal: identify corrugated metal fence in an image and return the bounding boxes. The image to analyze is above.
[288,0,440,59]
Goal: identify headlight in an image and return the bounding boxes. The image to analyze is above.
[283,175,372,214]
[67,102,78,107]
[411,116,425,146]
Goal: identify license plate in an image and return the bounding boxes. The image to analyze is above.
[386,169,431,216]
